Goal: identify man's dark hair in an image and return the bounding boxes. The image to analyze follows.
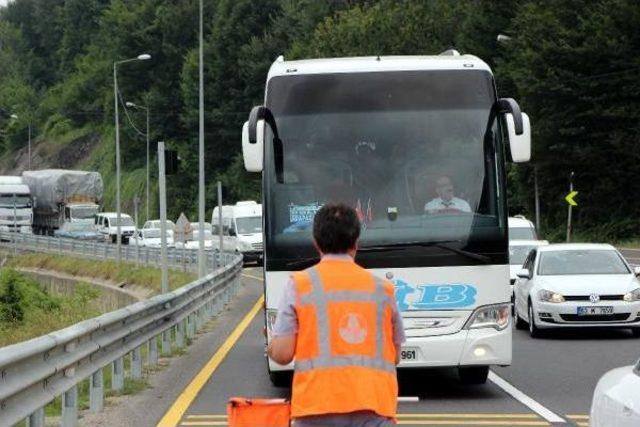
[313,203,361,254]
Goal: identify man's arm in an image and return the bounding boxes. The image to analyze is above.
[267,278,298,366]
[268,335,297,365]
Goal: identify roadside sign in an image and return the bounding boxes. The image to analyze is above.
[565,191,578,207]
[175,212,193,243]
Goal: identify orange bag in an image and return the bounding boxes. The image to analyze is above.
[227,397,291,427]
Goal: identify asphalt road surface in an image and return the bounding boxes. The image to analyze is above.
[159,264,640,427]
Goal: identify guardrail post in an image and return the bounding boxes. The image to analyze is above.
[58,237,62,254]
[131,346,142,379]
[104,242,108,259]
[112,357,124,392]
[89,369,104,413]
[161,330,171,355]
[27,407,44,427]
[188,314,196,337]
[176,320,185,348]
[148,336,158,366]
[61,385,78,427]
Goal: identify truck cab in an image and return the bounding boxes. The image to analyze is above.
[0,179,33,234]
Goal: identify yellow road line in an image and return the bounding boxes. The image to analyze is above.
[241,272,264,282]
[157,296,264,427]
[567,414,590,419]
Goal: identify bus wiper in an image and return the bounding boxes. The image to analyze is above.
[358,240,491,264]
[286,256,320,270]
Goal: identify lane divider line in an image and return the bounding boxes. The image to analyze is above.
[398,396,420,402]
[488,371,565,424]
[157,296,264,427]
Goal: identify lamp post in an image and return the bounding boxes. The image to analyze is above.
[114,53,151,263]
[197,0,206,278]
[125,101,150,222]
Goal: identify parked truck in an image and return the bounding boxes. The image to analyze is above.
[22,170,103,236]
[0,176,33,234]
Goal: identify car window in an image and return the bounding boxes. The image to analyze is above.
[538,249,630,275]
[509,226,537,240]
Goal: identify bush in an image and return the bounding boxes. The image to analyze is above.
[0,279,24,323]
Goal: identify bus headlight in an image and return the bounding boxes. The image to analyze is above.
[464,303,510,331]
[623,288,640,302]
[266,309,278,337]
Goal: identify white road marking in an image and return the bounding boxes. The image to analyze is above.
[398,396,420,402]
[489,371,565,424]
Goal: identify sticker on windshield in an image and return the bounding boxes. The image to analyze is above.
[288,202,322,223]
[394,279,477,311]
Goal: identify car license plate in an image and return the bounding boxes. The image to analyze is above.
[577,306,613,316]
[400,347,419,360]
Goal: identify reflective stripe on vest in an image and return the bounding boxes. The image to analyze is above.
[293,267,395,374]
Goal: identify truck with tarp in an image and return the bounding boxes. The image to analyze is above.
[22,169,103,236]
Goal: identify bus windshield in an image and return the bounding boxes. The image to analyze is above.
[263,70,505,268]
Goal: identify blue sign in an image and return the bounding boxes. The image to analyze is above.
[393,279,477,310]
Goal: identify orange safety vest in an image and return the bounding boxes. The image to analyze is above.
[290,258,398,419]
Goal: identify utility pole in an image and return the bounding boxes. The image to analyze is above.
[13,195,17,256]
[133,195,140,266]
[534,166,540,235]
[197,0,206,278]
[217,181,223,268]
[113,62,122,263]
[158,142,169,293]
[566,171,574,243]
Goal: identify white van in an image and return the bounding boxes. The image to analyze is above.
[508,215,538,241]
[95,212,137,243]
[212,201,263,264]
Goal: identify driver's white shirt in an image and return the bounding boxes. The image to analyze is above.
[424,197,471,213]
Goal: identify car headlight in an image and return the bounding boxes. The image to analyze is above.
[623,288,640,302]
[464,303,510,331]
[538,289,565,303]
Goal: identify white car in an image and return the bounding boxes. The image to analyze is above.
[130,228,174,248]
[142,219,176,232]
[509,239,549,289]
[508,216,538,241]
[514,243,640,337]
[590,357,640,427]
[95,212,137,243]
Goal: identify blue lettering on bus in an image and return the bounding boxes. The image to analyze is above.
[393,280,477,310]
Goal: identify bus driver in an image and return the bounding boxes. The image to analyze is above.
[424,175,471,214]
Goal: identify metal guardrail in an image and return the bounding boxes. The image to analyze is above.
[0,232,244,426]
[0,231,232,273]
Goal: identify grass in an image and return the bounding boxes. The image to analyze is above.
[7,253,197,294]
[0,269,102,346]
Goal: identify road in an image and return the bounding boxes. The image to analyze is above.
[158,265,639,427]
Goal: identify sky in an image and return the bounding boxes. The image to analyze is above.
[0,0,9,7]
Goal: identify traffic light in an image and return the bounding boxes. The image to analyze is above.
[165,149,178,175]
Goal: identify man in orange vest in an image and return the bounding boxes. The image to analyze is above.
[268,203,405,426]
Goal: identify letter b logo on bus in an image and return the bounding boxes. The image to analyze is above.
[411,284,477,310]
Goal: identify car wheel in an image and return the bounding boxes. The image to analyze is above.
[269,370,293,388]
[458,366,489,385]
[515,308,528,330]
[528,302,542,338]
[631,328,640,338]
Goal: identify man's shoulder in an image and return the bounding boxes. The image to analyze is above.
[453,197,471,207]
[424,198,441,208]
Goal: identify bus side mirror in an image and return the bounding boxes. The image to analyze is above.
[242,118,264,172]
[516,268,531,279]
[506,112,531,163]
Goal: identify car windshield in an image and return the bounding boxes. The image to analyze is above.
[236,217,262,234]
[538,249,630,275]
[72,206,99,219]
[510,227,537,240]
[142,229,170,239]
[509,245,535,265]
[111,217,135,226]
[264,70,503,264]
[0,195,31,208]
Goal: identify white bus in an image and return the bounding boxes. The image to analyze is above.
[242,52,531,386]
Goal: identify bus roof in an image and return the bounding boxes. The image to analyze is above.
[267,54,492,80]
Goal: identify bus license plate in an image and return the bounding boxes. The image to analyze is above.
[577,306,613,316]
[401,348,418,360]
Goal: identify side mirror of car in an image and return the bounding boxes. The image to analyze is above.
[634,266,640,277]
[516,268,531,280]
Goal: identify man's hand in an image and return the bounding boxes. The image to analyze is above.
[267,334,297,365]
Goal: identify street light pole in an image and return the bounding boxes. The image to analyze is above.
[126,101,150,222]
[113,54,151,263]
[197,0,206,278]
